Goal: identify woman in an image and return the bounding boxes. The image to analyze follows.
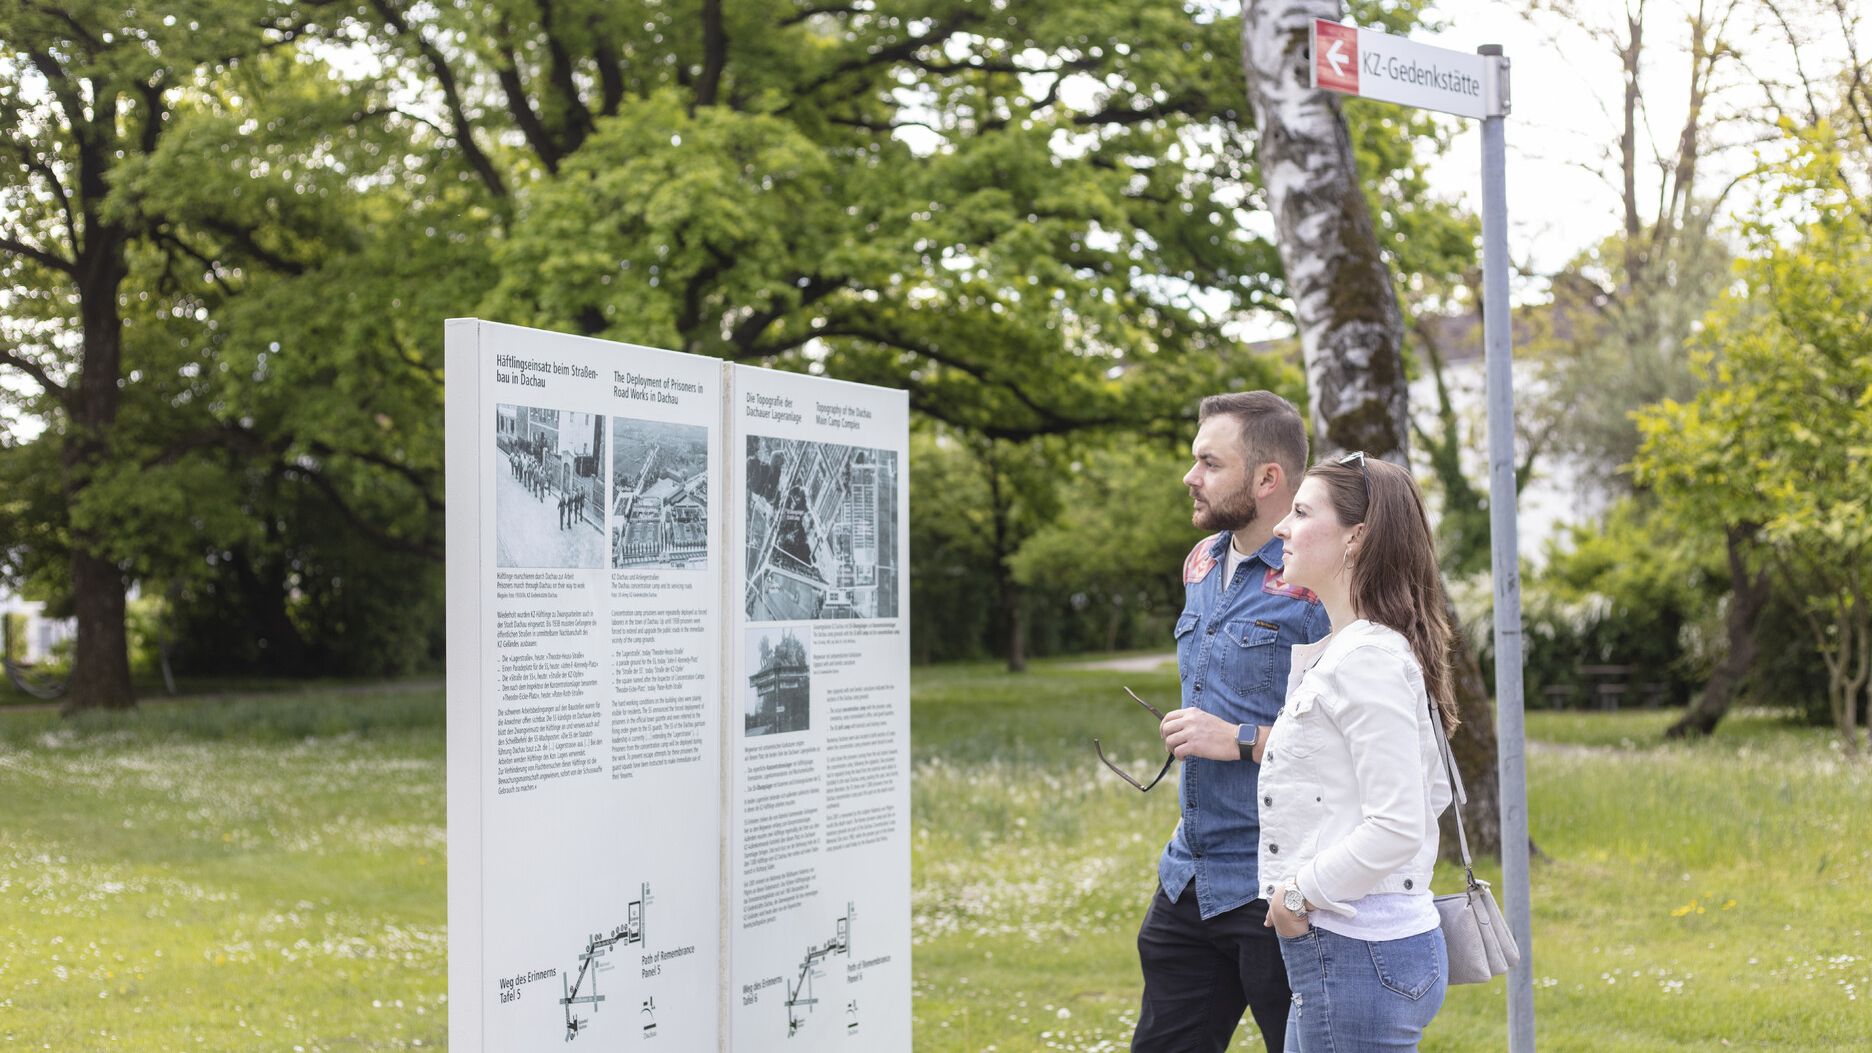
[1255,452,1458,1052]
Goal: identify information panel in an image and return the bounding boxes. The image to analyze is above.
[727,365,912,1051]
[446,321,910,1053]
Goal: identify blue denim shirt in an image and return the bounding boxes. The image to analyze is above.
[1158,532,1329,919]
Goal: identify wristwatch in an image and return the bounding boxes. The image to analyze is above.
[1236,722,1260,761]
[1281,880,1309,919]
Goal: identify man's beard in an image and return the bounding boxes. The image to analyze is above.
[1191,484,1257,533]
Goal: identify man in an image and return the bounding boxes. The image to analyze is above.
[1132,391,1327,1053]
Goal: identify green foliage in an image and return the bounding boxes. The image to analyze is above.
[1632,129,1872,748]
[1009,442,1219,651]
[1512,500,1729,707]
[1,0,1476,685]
[1534,222,1733,486]
[469,1,1295,443]
[908,430,998,663]
[0,6,485,685]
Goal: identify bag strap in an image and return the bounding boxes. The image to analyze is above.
[1427,698,1481,890]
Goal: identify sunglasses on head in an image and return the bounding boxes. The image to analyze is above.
[1338,449,1370,505]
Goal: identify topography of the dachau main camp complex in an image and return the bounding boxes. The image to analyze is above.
[744,437,899,622]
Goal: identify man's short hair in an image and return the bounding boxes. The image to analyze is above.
[1197,391,1309,486]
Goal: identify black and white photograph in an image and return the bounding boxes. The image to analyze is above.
[745,628,810,738]
[495,403,607,569]
[744,438,898,622]
[610,417,710,570]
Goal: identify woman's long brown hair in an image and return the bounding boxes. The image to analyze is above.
[1307,458,1460,732]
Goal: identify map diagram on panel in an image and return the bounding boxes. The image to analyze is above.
[561,883,651,1041]
[785,902,854,1038]
[745,438,899,622]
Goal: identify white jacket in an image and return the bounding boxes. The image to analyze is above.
[1254,620,1452,917]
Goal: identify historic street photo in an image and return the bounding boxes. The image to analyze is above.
[495,404,607,569]
[745,627,810,737]
[610,417,709,570]
[744,437,899,622]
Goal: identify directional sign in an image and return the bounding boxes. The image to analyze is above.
[1309,19,1506,119]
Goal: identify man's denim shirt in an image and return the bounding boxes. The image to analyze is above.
[1158,531,1328,919]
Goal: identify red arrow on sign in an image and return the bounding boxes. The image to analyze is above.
[1313,19,1360,95]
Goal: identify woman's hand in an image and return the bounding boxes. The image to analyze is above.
[1263,893,1312,938]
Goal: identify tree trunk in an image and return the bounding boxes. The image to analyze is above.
[1001,581,1028,674]
[1239,3,1408,457]
[231,547,311,675]
[981,442,1028,673]
[1240,0,1502,856]
[59,228,136,714]
[61,547,134,714]
[1666,524,1768,738]
[1441,613,1501,856]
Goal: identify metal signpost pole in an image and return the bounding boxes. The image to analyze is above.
[1477,42,1535,1053]
[1309,24,1534,1047]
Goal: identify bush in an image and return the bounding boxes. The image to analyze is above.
[1465,501,1728,709]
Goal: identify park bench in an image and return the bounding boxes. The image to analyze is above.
[1539,665,1669,710]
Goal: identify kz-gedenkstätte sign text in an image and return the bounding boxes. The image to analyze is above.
[1310,19,1506,119]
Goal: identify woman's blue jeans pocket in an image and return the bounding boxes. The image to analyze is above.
[1367,930,1444,1000]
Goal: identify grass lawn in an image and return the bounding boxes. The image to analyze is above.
[0,665,1867,1050]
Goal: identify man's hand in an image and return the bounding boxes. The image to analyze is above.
[1159,707,1246,761]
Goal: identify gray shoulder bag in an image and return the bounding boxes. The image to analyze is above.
[1429,704,1522,984]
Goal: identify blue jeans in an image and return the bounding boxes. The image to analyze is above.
[1277,925,1447,1052]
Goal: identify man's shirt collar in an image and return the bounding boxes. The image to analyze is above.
[1215,531,1285,572]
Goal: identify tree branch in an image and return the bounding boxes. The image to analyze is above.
[24,0,105,51]
[728,276,847,356]
[26,50,91,159]
[808,321,1123,439]
[535,0,595,150]
[136,74,168,157]
[280,462,442,560]
[195,217,307,276]
[367,0,508,198]
[780,12,982,109]
[494,38,564,173]
[676,246,736,340]
[0,345,70,403]
[593,36,626,117]
[1073,91,1210,127]
[695,0,729,108]
[12,142,79,252]
[0,234,77,275]
[349,104,449,139]
[304,441,443,514]
[151,228,239,296]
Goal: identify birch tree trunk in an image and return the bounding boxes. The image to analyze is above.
[1240,0,1503,855]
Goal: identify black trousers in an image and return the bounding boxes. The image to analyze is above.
[1132,884,1291,1053]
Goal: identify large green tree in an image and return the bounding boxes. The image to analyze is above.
[0,7,489,702]
[424,1,1283,441]
[350,0,1461,665]
[0,1,317,710]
